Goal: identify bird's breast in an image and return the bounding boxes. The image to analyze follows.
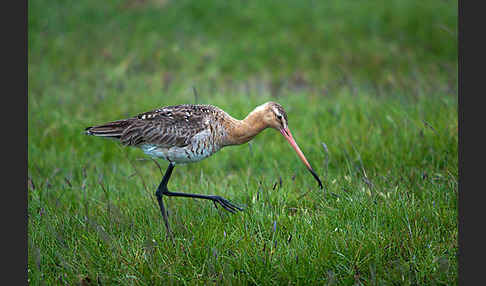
[139,125,225,164]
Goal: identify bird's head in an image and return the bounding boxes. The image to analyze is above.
[254,102,323,189]
[258,102,289,131]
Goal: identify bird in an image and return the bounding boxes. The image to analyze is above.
[85,101,323,234]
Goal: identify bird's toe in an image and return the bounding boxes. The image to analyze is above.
[212,196,244,213]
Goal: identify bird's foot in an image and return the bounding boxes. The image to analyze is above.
[210,196,244,213]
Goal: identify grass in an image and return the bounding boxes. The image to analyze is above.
[28,0,457,284]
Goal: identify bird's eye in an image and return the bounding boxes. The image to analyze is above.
[276,114,282,120]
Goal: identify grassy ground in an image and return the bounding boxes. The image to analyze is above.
[28,0,458,284]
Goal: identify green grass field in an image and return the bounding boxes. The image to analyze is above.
[28,0,458,284]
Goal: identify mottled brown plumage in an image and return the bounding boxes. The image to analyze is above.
[86,104,217,146]
[86,102,296,163]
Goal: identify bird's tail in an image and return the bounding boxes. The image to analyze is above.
[85,119,135,139]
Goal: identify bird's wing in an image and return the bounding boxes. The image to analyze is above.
[119,105,212,147]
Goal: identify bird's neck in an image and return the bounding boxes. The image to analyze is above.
[224,110,268,146]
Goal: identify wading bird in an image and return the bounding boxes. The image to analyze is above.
[85,102,323,233]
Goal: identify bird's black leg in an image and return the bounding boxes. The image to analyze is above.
[156,163,244,214]
[155,163,175,235]
[163,189,244,213]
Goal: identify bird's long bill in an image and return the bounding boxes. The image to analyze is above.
[280,128,323,189]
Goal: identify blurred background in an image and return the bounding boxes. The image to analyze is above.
[28,0,457,99]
